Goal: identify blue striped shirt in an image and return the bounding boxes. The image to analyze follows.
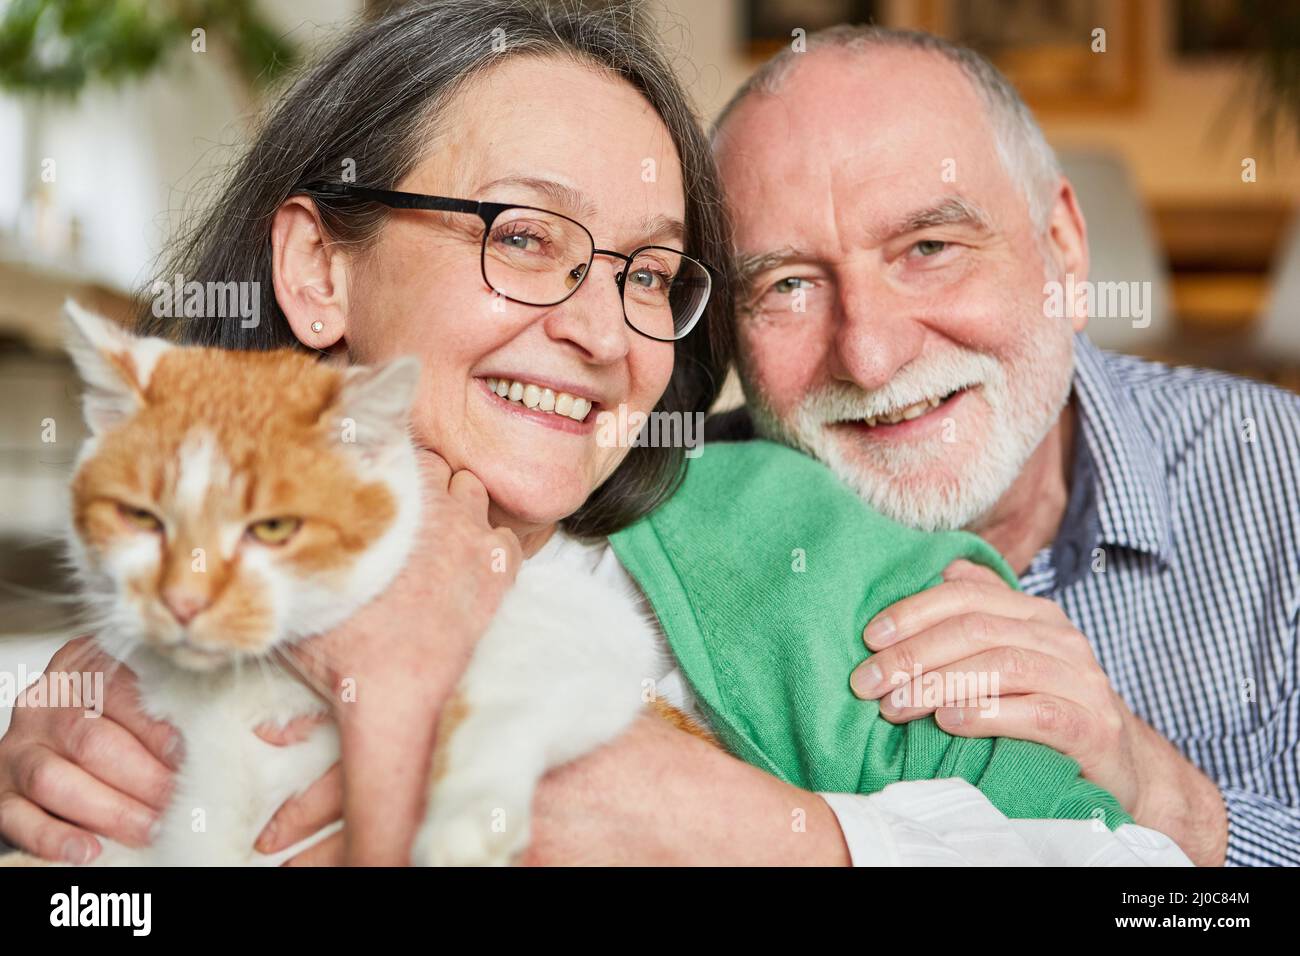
[1020,335,1300,866]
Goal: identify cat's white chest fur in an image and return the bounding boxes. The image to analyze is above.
[90,554,659,867]
[92,661,338,867]
[412,556,662,865]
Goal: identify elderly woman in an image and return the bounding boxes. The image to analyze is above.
[0,0,1185,866]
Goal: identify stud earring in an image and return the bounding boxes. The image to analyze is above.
[310,321,324,333]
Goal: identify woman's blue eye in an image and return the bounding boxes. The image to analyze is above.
[914,239,947,257]
[628,266,672,293]
[492,227,548,254]
[499,232,536,250]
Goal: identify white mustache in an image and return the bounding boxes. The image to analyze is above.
[799,350,1002,424]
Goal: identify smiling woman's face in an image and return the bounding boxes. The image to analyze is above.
[340,56,684,536]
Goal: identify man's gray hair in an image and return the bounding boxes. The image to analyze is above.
[715,25,1062,230]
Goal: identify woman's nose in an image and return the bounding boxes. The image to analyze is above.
[544,257,632,364]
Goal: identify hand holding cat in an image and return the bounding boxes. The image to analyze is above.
[262,448,523,865]
[0,636,181,862]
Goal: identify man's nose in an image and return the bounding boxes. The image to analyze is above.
[828,276,926,391]
[543,256,632,364]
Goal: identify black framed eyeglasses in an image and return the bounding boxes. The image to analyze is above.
[303,181,713,342]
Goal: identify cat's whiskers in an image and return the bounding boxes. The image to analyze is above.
[281,636,341,687]
[96,653,132,694]
[0,581,98,606]
[283,638,333,673]
[271,645,335,707]
[52,620,122,674]
[252,653,277,694]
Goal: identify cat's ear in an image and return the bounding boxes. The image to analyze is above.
[63,299,172,434]
[324,356,421,450]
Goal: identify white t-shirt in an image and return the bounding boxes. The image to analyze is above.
[531,530,1193,867]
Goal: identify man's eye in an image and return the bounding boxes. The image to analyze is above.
[914,239,947,257]
[771,276,810,294]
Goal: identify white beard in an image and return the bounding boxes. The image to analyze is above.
[747,323,1075,533]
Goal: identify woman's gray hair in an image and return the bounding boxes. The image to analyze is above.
[715,25,1062,230]
[139,0,735,539]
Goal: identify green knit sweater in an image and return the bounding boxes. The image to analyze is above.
[609,440,1131,829]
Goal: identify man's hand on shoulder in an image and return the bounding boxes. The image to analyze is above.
[849,559,1227,865]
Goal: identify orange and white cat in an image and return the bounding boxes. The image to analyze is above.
[36,301,659,866]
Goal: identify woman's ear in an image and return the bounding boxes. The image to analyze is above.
[270,195,351,350]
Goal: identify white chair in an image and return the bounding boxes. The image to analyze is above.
[1056,149,1172,352]
[1258,211,1300,361]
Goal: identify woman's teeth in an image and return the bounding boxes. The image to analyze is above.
[485,377,593,422]
[865,395,944,427]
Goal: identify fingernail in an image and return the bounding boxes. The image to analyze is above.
[255,822,277,854]
[132,810,158,842]
[850,662,884,698]
[61,837,93,864]
[163,732,183,765]
[939,707,965,727]
[864,615,896,648]
[146,818,162,844]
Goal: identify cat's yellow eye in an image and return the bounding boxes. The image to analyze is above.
[246,517,302,545]
[118,504,162,532]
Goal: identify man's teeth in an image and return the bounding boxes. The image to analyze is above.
[486,377,593,422]
[864,395,943,427]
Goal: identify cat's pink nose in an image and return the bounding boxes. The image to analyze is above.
[162,588,210,625]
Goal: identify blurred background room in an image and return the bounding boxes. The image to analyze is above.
[0,0,1298,647]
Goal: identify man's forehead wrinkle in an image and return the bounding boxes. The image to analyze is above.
[822,160,851,263]
[737,248,788,283]
[723,51,998,269]
[888,196,995,237]
[827,161,900,253]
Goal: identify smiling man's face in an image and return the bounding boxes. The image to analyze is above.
[715,45,1087,531]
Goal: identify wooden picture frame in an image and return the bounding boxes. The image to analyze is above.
[742,0,878,60]
[916,0,1143,113]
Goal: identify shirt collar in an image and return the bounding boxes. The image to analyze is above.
[1068,334,1174,564]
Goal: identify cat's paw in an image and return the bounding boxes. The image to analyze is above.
[412,791,531,867]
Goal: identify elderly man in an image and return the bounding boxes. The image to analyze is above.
[704,26,1299,867]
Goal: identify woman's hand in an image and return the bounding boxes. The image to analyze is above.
[0,636,181,861]
[252,715,344,865]
[254,746,345,865]
[266,449,522,865]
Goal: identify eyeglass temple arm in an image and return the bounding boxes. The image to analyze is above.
[305,181,484,218]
